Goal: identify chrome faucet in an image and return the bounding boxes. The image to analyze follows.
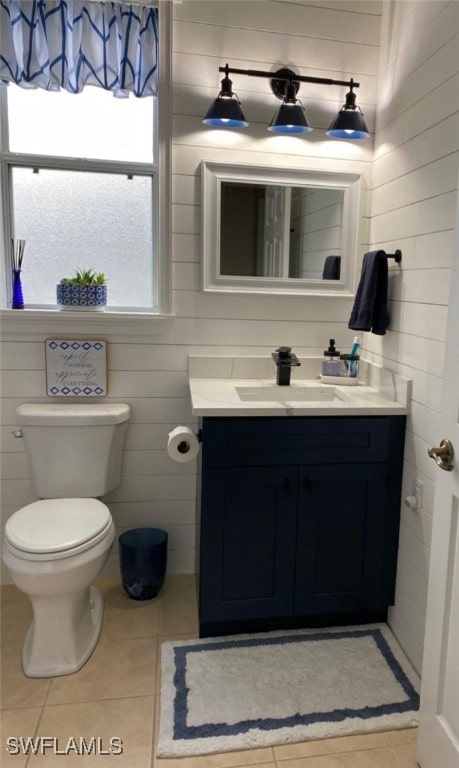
[272,346,301,386]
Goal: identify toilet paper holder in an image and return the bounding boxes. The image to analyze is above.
[177,436,201,454]
[178,429,202,451]
[172,429,202,453]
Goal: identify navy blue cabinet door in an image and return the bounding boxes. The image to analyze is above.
[200,466,298,623]
[294,464,388,615]
[198,416,405,635]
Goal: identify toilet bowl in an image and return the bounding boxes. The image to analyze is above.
[3,498,115,677]
[2,403,130,678]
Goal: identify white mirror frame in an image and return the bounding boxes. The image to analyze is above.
[201,161,363,296]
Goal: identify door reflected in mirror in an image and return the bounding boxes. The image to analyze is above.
[220,182,342,280]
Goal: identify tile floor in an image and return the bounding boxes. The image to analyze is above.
[1,575,419,767]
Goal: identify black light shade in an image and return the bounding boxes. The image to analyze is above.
[203,71,248,128]
[267,81,312,134]
[326,87,370,139]
[203,97,248,128]
[268,103,312,134]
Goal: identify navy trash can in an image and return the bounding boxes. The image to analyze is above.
[119,528,168,601]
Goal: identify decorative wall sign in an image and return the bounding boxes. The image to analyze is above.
[45,339,107,396]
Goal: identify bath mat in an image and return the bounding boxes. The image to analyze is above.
[158,623,419,757]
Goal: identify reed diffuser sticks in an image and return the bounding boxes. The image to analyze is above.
[11,238,26,270]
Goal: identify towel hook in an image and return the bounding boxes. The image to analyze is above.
[384,249,402,264]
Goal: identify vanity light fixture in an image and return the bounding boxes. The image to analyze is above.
[325,80,370,139]
[203,64,369,139]
[267,72,311,134]
[203,65,248,128]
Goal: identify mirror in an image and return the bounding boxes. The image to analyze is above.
[202,162,363,296]
[220,183,343,280]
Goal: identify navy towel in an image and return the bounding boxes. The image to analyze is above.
[348,250,388,335]
[322,255,341,279]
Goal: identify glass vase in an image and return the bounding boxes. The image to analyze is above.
[12,269,24,309]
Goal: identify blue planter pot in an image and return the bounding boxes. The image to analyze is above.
[57,284,107,311]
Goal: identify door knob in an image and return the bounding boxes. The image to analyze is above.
[428,439,454,471]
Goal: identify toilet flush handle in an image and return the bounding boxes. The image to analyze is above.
[12,429,23,438]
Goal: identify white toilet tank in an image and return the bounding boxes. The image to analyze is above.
[16,404,130,499]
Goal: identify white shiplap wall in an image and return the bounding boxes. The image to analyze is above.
[0,0,381,584]
[366,0,459,673]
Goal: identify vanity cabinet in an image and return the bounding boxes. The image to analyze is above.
[198,416,405,637]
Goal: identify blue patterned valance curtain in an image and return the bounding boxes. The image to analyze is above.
[0,1,158,97]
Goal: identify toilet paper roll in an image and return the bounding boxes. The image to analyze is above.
[167,426,200,463]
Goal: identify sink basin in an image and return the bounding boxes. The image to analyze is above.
[236,385,344,403]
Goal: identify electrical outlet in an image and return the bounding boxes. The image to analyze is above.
[414,479,423,511]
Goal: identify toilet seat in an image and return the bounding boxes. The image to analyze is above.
[5,499,114,561]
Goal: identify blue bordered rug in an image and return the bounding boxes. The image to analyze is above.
[158,623,419,757]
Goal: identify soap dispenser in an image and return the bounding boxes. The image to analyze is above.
[321,339,341,376]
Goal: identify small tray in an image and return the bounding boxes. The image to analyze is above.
[320,374,358,386]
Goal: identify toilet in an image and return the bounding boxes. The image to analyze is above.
[2,403,130,678]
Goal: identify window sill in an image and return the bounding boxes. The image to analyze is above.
[0,308,175,337]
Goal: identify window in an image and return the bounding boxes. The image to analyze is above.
[0,2,171,317]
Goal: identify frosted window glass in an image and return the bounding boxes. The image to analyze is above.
[8,87,154,163]
[12,168,154,308]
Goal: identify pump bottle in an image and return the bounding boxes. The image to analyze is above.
[321,339,341,376]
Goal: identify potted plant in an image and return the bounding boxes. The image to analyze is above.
[57,269,107,311]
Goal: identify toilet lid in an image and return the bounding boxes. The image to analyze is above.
[5,499,112,554]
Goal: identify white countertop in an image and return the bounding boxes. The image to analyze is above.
[188,356,411,418]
